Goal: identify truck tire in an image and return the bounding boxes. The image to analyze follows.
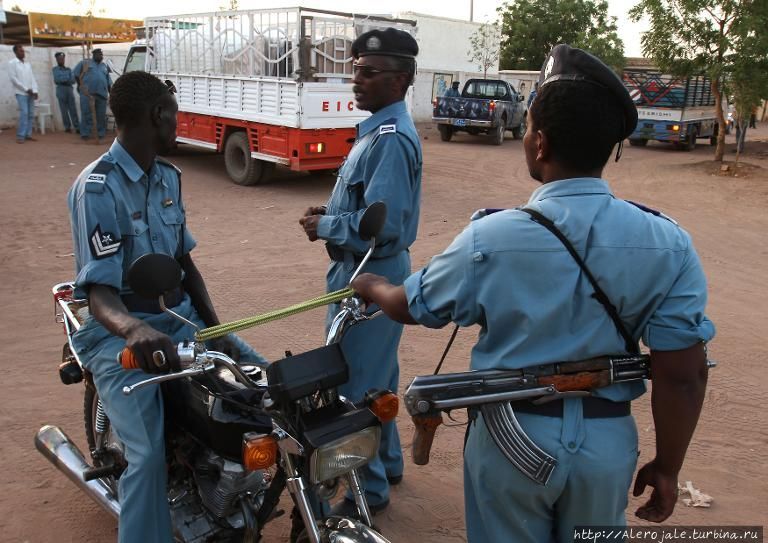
[512,116,526,139]
[438,124,453,142]
[491,119,505,146]
[224,131,275,185]
[628,138,648,147]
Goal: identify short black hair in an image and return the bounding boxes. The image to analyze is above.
[529,80,624,171]
[12,44,23,53]
[109,71,170,128]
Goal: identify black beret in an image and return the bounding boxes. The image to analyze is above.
[54,51,65,58]
[352,28,418,60]
[92,48,103,54]
[538,44,637,140]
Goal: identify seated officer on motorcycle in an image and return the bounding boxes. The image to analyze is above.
[67,70,267,543]
[350,44,715,542]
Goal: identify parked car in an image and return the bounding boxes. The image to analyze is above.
[432,79,526,145]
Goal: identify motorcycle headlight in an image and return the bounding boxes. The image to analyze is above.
[310,426,380,484]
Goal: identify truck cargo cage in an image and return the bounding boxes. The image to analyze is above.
[144,8,416,81]
[623,71,715,109]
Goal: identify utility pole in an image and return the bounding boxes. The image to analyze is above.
[470,0,474,22]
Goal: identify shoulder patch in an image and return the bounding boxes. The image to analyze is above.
[379,124,397,135]
[156,156,182,175]
[84,159,115,193]
[625,200,678,225]
[89,225,121,259]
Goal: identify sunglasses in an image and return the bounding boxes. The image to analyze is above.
[164,79,177,94]
[352,62,403,79]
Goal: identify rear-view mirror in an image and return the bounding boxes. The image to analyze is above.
[359,201,387,241]
[126,253,182,299]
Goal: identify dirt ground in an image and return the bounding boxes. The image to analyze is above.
[1,122,767,543]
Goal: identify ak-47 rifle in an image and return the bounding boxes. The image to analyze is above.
[404,354,715,485]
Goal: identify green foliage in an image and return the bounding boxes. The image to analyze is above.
[497,0,625,71]
[630,0,768,160]
[468,22,502,78]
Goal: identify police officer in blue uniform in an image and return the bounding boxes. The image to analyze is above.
[68,71,266,543]
[74,48,111,140]
[299,28,422,515]
[53,52,79,133]
[351,44,715,542]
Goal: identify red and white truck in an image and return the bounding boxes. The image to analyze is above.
[124,7,416,185]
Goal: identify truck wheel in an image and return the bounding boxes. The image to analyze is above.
[438,124,453,142]
[491,119,505,146]
[512,117,526,139]
[224,131,275,185]
[628,138,648,147]
[684,127,697,151]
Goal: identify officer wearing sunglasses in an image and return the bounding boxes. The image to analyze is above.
[299,27,421,517]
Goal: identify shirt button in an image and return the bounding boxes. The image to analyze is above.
[134,228,140,234]
[568,441,577,449]
[152,235,158,241]
[472,251,484,262]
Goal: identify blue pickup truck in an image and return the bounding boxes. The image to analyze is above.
[432,79,527,145]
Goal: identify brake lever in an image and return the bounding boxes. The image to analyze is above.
[122,364,212,395]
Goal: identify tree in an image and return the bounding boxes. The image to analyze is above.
[629,0,768,162]
[497,0,625,71]
[468,21,502,79]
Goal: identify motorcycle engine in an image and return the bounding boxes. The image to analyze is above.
[194,449,269,519]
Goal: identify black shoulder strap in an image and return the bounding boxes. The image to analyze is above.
[520,207,639,354]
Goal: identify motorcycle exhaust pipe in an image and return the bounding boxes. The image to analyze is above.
[34,425,120,519]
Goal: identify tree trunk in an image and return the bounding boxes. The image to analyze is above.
[712,79,726,162]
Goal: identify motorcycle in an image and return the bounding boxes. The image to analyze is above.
[36,203,394,543]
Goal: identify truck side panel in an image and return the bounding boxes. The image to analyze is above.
[175,111,354,170]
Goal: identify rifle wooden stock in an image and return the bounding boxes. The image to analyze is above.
[538,370,613,391]
[411,414,443,465]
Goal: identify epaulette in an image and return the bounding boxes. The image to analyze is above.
[84,158,115,193]
[378,117,398,135]
[626,200,678,225]
[156,156,182,175]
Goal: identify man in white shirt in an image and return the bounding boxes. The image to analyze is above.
[9,44,39,144]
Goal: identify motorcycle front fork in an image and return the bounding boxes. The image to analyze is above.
[282,451,374,543]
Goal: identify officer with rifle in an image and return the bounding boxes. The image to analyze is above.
[351,44,715,543]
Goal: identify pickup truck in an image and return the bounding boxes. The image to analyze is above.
[432,79,527,145]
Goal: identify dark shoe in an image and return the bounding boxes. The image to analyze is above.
[64,128,72,133]
[16,138,25,144]
[25,136,37,141]
[386,474,403,486]
[329,498,389,519]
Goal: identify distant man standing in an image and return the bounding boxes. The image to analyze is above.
[9,44,39,144]
[445,80,461,97]
[74,48,111,141]
[53,52,80,134]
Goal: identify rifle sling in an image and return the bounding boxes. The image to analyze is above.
[520,208,639,355]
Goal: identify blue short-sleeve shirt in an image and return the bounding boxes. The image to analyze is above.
[68,139,197,298]
[316,100,422,258]
[404,178,715,401]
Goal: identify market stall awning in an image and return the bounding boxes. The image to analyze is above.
[1,11,141,46]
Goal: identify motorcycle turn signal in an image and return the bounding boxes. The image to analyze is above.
[243,432,278,471]
[366,391,399,423]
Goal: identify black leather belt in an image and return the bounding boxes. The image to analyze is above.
[121,287,184,314]
[512,397,631,418]
[326,243,365,263]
